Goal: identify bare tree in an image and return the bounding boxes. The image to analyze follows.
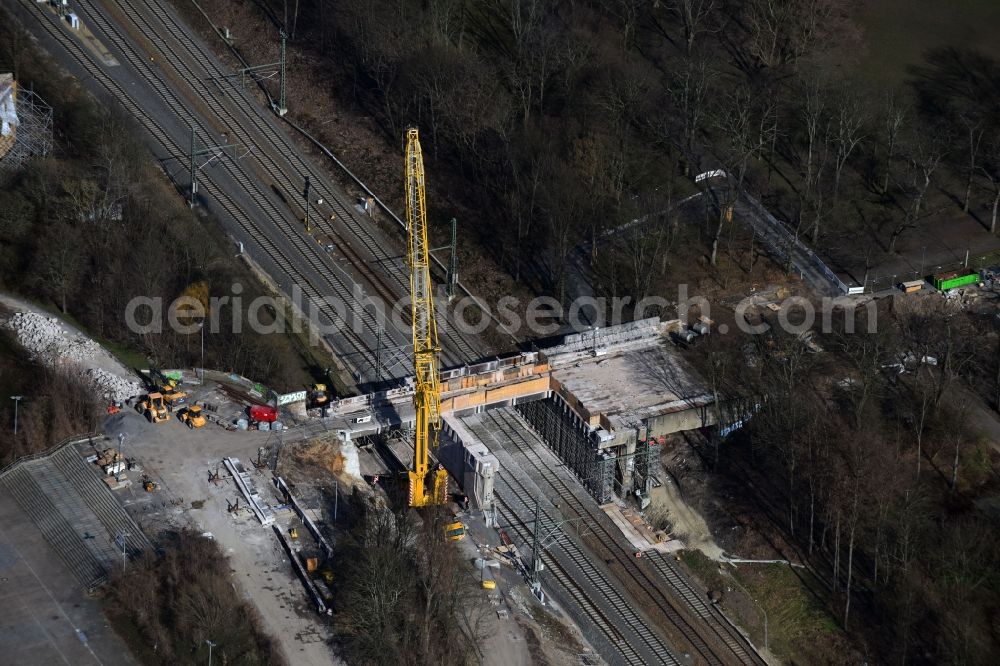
[879,91,907,195]
[978,130,1000,233]
[667,54,712,165]
[742,0,844,70]
[603,0,644,51]
[427,0,469,47]
[666,0,719,55]
[888,131,946,253]
[710,86,769,266]
[831,87,867,207]
[959,112,985,213]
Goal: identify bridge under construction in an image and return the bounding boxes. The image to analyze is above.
[319,316,727,510]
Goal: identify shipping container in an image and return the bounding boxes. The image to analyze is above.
[933,273,977,291]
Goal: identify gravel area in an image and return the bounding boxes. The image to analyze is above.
[1,295,144,403]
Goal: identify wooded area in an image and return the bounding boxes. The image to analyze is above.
[106,529,283,665]
[689,298,999,663]
[0,10,321,393]
[333,505,489,666]
[0,318,102,464]
[261,0,1000,307]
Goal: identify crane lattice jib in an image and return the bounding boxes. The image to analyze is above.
[405,128,445,506]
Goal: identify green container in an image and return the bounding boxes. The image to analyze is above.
[935,273,978,291]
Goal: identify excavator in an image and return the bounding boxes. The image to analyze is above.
[403,128,449,507]
[159,379,188,406]
[148,370,188,406]
[308,383,330,409]
[136,393,169,423]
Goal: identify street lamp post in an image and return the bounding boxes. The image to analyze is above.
[206,639,217,666]
[116,529,129,572]
[10,396,22,435]
[199,320,205,383]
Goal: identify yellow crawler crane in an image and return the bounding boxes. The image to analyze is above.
[404,128,449,507]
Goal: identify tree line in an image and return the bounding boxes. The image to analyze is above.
[333,504,490,665]
[0,11,322,392]
[268,0,1000,309]
[107,530,282,664]
[690,298,999,663]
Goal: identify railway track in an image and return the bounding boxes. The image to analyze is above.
[491,458,678,665]
[18,0,393,381]
[113,0,481,367]
[465,418,681,666]
[484,408,765,666]
[17,0,479,386]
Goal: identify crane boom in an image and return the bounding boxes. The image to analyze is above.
[405,128,448,507]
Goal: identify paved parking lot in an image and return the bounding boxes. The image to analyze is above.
[0,485,135,666]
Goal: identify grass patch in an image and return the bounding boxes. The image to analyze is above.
[678,550,841,663]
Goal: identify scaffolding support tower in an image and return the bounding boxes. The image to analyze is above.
[0,76,53,180]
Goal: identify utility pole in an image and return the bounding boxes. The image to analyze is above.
[10,395,22,435]
[189,127,235,207]
[116,433,127,483]
[200,320,205,383]
[116,529,129,571]
[375,324,383,382]
[530,496,543,594]
[447,218,458,301]
[303,176,311,232]
[277,30,287,116]
[431,218,459,300]
[206,639,217,666]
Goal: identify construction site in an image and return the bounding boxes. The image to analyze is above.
[0,124,761,666]
[0,72,53,179]
[8,1,1000,665]
[0,6,764,664]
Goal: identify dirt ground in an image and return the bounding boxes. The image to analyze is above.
[648,439,725,560]
[101,395,341,666]
[823,204,1000,288]
[651,434,755,560]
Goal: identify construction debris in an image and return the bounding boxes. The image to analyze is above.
[6,311,99,363]
[3,311,143,401]
[85,367,143,402]
[223,457,275,526]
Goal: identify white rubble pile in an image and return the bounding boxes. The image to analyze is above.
[6,311,100,363]
[5,311,142,402]
[85,368,143,403]
[339,440,362,480]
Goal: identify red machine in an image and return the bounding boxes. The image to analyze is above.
[249,404,278,423]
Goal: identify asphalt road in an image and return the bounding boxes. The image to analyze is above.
[0,484,135,666]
